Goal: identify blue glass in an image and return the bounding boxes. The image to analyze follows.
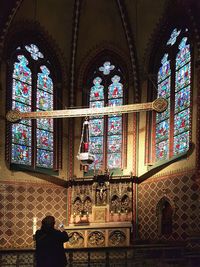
[108,75,123,99]
[173,131,189,155]
[108,117,122,135]
[36,149,53,168]
[36,129,53,150]
[99,61,115,75]
[156,140,169,161]
[90,119,104,136]
[89,136,103,154]
[12,101,31,126]
[90,77,104,101]
[12,124,32,146]
[156,120,169,143]
[156,102,170,123]
[108,98,123,107]
[37,118,53,132]
[11,144,31,165]
[25,44,44,60]
[176,37,190,70]
[175,63,191,91]
[158,54,171,82]
[13,55,32,84]
[157,77,171,98]
[175,85,190,113]
[107,153,121,169]
[37,66,53,93]
[174,109,190,136]
[37,89,53,111]
[167,28,181,46]
[90,100,104,109]
[12,80,32,105]
[107,135,122,153]
[89,154,103,170]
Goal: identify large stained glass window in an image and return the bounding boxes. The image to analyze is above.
[88,60,124,171]
[10,44,54,169]
[155,28,191,162]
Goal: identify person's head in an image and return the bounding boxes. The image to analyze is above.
[41,215,55,230]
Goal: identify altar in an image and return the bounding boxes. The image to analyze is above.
[64,221,132,248]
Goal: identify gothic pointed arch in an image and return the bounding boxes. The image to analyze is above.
[4,21,65,172]
[81,49,129,175]
[145,6,196,166]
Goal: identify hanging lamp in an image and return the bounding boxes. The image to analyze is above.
[77,118,95,165]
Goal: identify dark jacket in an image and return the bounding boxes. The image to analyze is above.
[35,228,69,267]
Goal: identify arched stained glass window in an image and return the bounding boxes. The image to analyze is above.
[10,44,55,169]
[155,28,191,162]
[88,60,125,171]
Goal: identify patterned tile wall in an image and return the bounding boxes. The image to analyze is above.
[0,181,67,249]
[138,173,200,241]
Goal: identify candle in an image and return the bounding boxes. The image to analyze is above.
[33,217,37,235]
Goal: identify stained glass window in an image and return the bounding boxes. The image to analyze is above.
[88,61,124,171]
[155,28,191,162]
[10,44,55,169]
[156,53,171,161]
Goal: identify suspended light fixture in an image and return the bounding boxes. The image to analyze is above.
[77,118,95,165]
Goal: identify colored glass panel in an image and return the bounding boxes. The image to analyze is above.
[36,65,54,168]
[89,136,103,154]
[12,101,31,126]
[108,135,122,153]
[156,102,170,123]
[108,117,122,135]
[167,28,181,46]
[37,66,53,93]
[90,100,104,109]
[175,86,190,113]
[90,119,104,136]
[157,77,171,99]
[173,131,189,155]
[11,45,55,169]
[13,55,31,84]
[156,120,169,143]
[11,144,31,165]
[12,124,32,146]
[108,98,123,107]
[175,63,191,91]
[36,149,53,168]
[89,61,123,171]
[174,109,190,136]
[36,129,53,150]
[176,37,190,70]
[107,153,121,169]
[90,77,104,101]
[108,75,123,99]
[25,44,44,60]
[99,61,115,75]
[90,154,103,170]
[37,118,53,131]
[37,89,53,111]
[156,140,169,161]
[12,80,31,105]
[158,54,171,82]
